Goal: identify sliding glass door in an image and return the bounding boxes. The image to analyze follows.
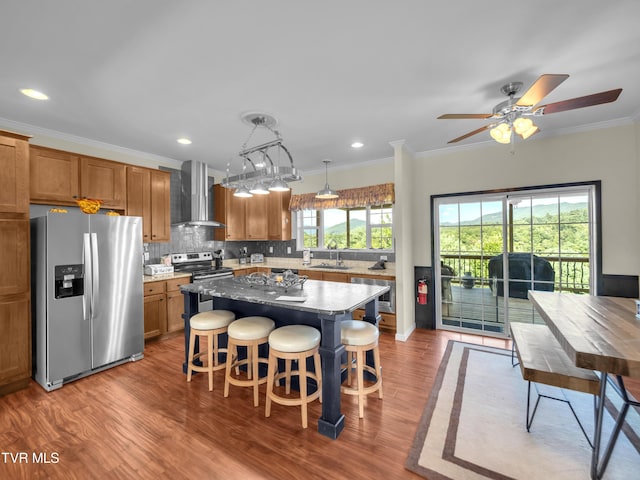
[434,184,596,336]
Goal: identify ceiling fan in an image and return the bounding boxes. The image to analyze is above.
[438,74,622,144]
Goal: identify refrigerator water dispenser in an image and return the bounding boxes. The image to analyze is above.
[54,264,84,299]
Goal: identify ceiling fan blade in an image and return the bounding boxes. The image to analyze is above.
[534,88,622,115]
[447,125,491,143]
[438,114,494,119]
[516,74,570,107]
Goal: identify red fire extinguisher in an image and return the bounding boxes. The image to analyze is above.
[417,279,428,305]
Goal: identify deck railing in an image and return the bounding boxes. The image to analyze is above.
[440,253,590,293]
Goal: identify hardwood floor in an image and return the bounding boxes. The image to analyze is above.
[1,329,637,479]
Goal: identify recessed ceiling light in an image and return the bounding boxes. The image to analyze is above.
[177,138,192,145]
[351,141,364,149]
[20,88,48,100]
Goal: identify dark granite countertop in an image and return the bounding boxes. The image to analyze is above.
[180,277,389,316]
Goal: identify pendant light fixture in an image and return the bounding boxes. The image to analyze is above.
[222,112,302,197]
[316,160,339,199]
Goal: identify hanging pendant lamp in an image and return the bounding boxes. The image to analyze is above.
[316,160,339,199]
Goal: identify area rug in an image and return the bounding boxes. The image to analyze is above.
[405,340,640,479]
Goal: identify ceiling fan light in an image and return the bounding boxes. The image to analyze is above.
[268,178,290,192]
[520,124,539,140]
[233,185,253,198]
[513,117,534,135]
[490,123,511,144]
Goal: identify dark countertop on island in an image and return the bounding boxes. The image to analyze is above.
[180,277,389,316]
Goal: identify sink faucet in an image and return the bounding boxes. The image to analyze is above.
[326,239,342,265]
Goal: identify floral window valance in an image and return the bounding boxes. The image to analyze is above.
[289,183,394,211]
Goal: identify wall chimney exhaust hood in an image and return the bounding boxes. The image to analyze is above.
[173,160,225,228]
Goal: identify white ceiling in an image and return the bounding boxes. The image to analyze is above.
[2,1,640,175]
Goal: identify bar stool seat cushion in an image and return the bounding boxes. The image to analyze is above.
[228,316,275,340]
[341,320,379,346]
[190,310,236,330]
[269,325,321,352]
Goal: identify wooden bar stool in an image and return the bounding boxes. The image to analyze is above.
[341,320,383,418]
[265,325,322,429]
[186,310,236,391]
[224,316,275,407]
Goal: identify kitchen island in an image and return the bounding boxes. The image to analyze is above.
[180,276,389,439]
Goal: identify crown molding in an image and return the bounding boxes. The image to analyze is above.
[0,117,183,168]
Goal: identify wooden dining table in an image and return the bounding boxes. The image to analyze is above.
[528,291,640,480]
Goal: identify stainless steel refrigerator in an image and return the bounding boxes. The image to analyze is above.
[31,211,144,391]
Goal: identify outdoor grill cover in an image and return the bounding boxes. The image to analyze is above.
[488,253,555,299]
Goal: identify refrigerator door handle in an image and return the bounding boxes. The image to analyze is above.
[91,232,99,317]
[83,233,91,321]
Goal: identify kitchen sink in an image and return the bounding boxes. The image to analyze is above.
[310,264,351,270]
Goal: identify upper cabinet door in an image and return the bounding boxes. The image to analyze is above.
[268,190,292,240]
[126,167,171,243]
[80,156,126,210]
[213,185,246,241]
[0,132,29,213]
[30,146,79,205]
[246,193,268,239]
[126,166,152,241]
[149,170,171,242]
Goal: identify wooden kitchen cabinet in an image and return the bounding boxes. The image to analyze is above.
[0,220,30,296]
[351,309,396,333]
[144,280,166,339]
[246,193,268,239]
[166,278,187,333]
[268,190,291,240]
[298,269,323,280]
[29,146,79,205]
[0,130,31,396]
[322,271,350,283]
[144,293,166,339]
[233,267,258,276]
[126,166,171,242]
[214,185,291,241]
[0,296,31,395]
[80,155,126,210]
[0,132,29,213]
[126,166,151,239]
[149,170,171,241]
[144,277,187,339]
[298,269,348,282]
[214,184,246,241]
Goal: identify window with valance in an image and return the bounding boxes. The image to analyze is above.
[289,183,395,211]
[290,183,395,251]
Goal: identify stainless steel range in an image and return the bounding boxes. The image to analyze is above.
[170,252,233,310]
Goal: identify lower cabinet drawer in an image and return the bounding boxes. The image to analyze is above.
[144,281,166,296]
[351,309,396,333]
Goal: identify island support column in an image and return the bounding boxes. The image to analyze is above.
[181,290,200,374]
[317,312,348,439]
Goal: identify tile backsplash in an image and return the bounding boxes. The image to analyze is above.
[146,232,394,265]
